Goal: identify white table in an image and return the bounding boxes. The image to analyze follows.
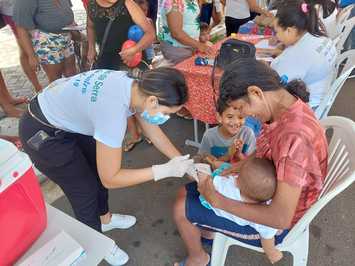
[16,203,115,266]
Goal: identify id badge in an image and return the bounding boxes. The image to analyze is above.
[27,130,50,151]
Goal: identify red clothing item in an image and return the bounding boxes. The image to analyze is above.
[256,99,328,227]
[82,0,89,9]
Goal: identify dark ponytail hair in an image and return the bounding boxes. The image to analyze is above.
[275,0,326,37]
[219,58,310,104]
[128,67,188,107]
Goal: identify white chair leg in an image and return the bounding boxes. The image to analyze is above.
[286,228,309,266]
[211,233,230,266]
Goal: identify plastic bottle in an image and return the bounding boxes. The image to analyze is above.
[230,33,238,39]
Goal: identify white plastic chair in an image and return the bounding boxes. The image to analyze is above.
[210,116,355,266]
[335,16,355,52]
[315,66,354,120]
[335,49,355,78]
[336,4,354,36]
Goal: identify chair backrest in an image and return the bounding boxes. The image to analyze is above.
[335,16,355,52]
[281,116,355,246]
[335,49,355,78]
[336,4,354,35]
[315,66,354,120]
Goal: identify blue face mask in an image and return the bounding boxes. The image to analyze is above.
[244,116,262,137]
[141,110,170,125]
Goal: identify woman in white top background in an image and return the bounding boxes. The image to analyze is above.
[315,0,339,39]
[271,0,337,110]
[224,0,272,36]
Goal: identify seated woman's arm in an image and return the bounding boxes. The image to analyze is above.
[247,0,272,17]
[167,9,211,53]
[199,175,301,229]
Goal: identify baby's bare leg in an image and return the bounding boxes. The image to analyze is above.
[261,238,283,264]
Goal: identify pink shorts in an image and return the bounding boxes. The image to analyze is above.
[2,15,17,36]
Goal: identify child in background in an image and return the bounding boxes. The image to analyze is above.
[197,157,283,264]
[134,0,155,64]
[199,22,213,46]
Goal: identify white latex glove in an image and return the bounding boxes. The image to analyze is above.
[187,163,212,182]
[152,155,194,181]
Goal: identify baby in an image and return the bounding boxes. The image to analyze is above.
[197,157,283,264]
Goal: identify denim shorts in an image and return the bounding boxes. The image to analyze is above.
[185,182,289,247]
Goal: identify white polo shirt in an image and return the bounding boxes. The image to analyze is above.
[38,70,134,148]
[225,0,250,19]
[271,33,337,107]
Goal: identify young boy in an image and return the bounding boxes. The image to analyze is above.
[197,97,257,169]
[197,157,283,264]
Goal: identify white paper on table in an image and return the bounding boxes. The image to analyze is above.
[255,39,278,49]
[256,55,274,62]
[18,230,86,266]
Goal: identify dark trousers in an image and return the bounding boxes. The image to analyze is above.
[200,3,213,25]
[95,51,126,70]
[19,103,109,232]
[225,13,259,36]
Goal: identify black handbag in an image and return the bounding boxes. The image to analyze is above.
[211,39,256,99]
[215,39,256,69]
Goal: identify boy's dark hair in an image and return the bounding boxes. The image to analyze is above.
[216,97,232,114]
[239,158,277,202]
[220,58,310,104]
[275,0,326,37]
[200,22,210,33]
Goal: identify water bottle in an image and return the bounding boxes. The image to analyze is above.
[145,46,155,62]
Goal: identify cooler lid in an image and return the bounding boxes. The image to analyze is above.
[0,139,33,194]
[0,139,18,163]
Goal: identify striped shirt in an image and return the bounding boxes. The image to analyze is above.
[256,99,328,226]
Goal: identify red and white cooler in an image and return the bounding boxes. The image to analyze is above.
[0,139,47,265]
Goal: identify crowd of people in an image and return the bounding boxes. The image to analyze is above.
[0,0,353,265]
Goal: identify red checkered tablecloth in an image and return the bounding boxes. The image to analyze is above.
[176,34,268,124]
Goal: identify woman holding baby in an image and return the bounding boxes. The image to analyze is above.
[173,58,328,266]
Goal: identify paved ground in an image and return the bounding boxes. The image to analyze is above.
[1,1,354,265]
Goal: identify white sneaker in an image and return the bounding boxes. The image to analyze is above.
[102,213,137,232]
[105,244,129,266]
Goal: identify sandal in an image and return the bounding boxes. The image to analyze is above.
[145,137,152,144]
[123,136,143,152]
[175,256,210,266]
